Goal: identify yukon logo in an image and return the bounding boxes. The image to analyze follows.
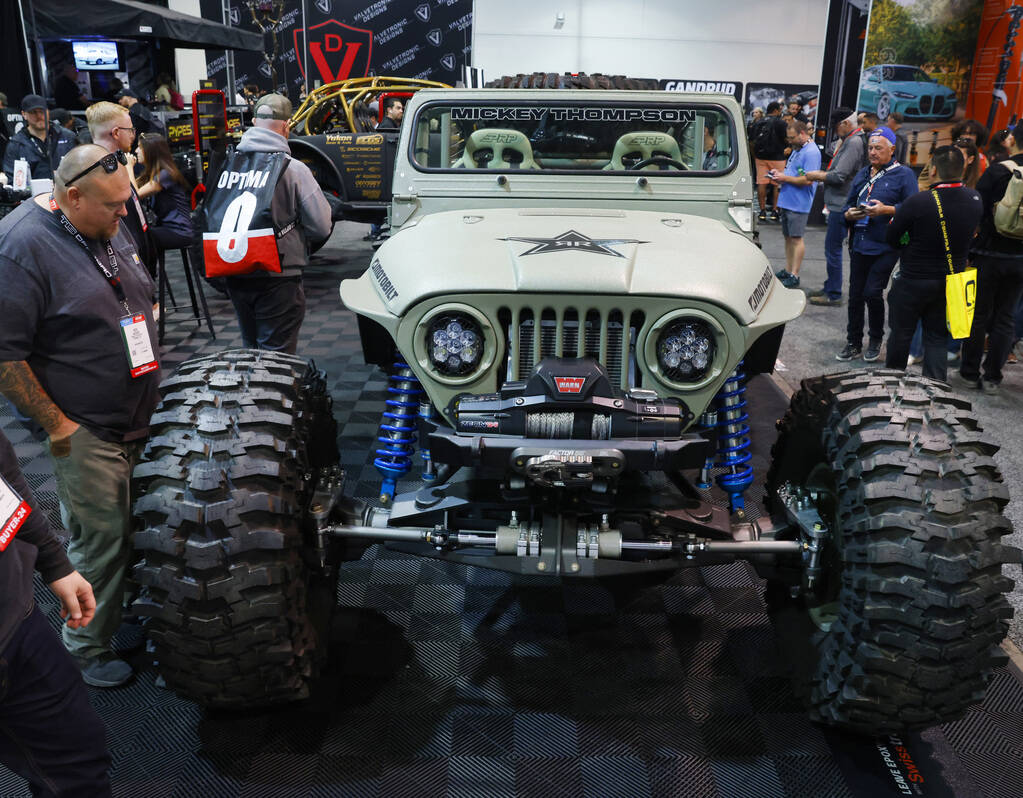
[748,266,773,312]
[441,53,456,71]
[501,230,647,258]
[294,20,373,84]
[415,3,431,22]
[228,6,240,25]
[258,62,273,78]
[314,0,331,12]
[426,28,442,46]
[554,376,585,394]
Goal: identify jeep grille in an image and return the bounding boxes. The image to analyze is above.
[498,305,645,390]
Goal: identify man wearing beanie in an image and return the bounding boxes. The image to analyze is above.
[205,94,332,353]
[836,126,918,363]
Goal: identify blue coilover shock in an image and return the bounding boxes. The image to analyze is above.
[712,362,754,513]
[374,359,423,503]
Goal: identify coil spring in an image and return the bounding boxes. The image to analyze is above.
[374,360,423,503]
[713,363,754,512]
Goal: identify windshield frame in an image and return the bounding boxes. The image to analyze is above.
[407,98,740,178]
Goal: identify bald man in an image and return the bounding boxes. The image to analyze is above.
[0,144,161,688]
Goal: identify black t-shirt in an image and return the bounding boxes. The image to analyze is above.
[0,200,161,442]
[886,184,983,279]
[0,429,72,652]
[130,103,164,136]
[151,168,193,239]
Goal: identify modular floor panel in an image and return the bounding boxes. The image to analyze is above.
[1,241,1021,798]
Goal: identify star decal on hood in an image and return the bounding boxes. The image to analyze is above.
[500,229,647,258]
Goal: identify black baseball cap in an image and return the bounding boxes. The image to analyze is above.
[115,88,139,100]
[20,94,48,111]
[829,106,854,125]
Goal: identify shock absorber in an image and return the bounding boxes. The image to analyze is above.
[374,359,423,503]
[713,362,753,513]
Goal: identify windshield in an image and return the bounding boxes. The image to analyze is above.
[880,66,931,83]
[410,101,737,174]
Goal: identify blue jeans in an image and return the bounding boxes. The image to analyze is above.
[823,210,847,298]
[0,607,111,797]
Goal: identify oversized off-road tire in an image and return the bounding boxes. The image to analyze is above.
[132,349,340,707]
[765,368,1018,735]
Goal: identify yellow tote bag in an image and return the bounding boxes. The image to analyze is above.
[932,190,977,340]
[945,266,977,339]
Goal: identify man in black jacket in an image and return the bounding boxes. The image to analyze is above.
[375,96,404,130]
[885,147,981,381]
[1,95,77,183]
[0,429,111,796]
[957,119,1023,392]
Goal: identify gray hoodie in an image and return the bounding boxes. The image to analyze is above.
[821,131,866,212]
[235,125,333,277]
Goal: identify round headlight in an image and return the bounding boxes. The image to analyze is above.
[656,319,715,382]
[426,314,484,376]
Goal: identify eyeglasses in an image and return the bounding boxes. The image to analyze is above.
[64,150,128,187]
[113,126,136,136]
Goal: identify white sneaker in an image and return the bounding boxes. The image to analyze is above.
[906,354,920,366]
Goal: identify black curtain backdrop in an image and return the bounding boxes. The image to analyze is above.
[200,0,473,102]
[2,2,35,108]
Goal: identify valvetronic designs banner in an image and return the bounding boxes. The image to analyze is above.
[199,0,472,102]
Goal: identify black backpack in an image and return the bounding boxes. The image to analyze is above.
[752,117,784,158]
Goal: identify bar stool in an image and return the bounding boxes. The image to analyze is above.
[157,247,215,343]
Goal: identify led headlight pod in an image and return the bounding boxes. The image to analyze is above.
[426,313,484,376]
[656,319,715,382]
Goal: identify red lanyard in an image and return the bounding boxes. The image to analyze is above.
[932,182,963,189]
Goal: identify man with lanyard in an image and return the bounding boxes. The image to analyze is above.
[804,107,866,306]
[957,119,1023,392]
[837,126,919,362]
[885,146,981,381]
[1,94,76,183]
[0,429,112,796]
[0,144,161,688]
[767,119,821,288]
[87,100,159,279]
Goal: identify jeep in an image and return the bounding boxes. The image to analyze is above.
[132,89,1017,735]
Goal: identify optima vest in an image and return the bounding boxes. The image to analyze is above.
[201,151,295,277]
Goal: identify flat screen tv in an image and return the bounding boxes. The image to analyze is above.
[72,41,120,71]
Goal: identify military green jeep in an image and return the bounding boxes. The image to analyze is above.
[132,89,1017,736]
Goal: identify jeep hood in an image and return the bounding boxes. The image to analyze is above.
[347,208,775,325]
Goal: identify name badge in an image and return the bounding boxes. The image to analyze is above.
[0,475,32,552]
[119,314,158,378]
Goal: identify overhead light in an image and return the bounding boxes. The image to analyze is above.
[554,12,565,29]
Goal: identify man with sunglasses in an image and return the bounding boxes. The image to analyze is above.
[0,144,161,688]
[1,94,76,183]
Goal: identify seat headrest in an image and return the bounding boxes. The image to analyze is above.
[607,131,683,170]
[459,128,539,169]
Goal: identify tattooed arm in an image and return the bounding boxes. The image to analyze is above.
[0,361,79,440]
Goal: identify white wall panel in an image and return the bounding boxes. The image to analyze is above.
[473,0,828,88]
[168,0,208,97]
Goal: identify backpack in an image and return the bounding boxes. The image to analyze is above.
[201,150,292,277]
[752,117,784,158]
[993,160,1023,239]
